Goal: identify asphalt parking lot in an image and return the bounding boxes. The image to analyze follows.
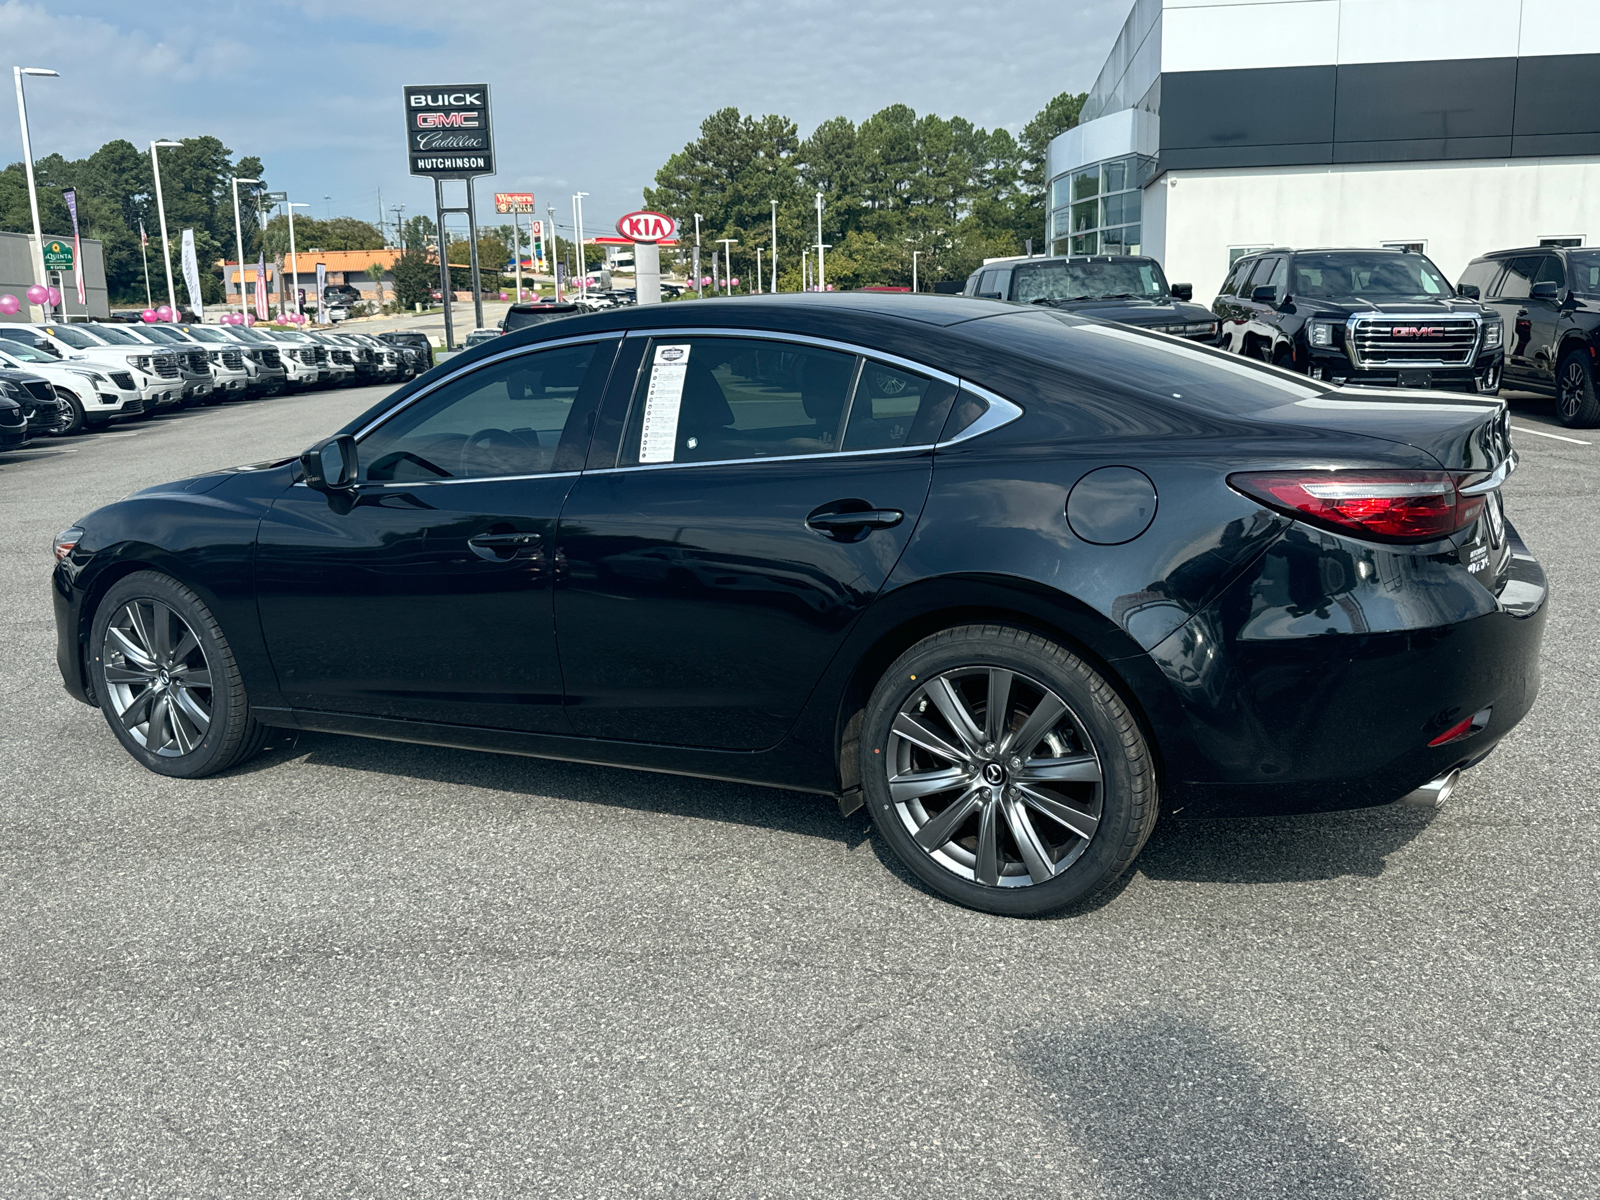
[2,385,1596,1198]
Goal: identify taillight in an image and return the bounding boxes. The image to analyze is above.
[1228,471,1486,543]
[53,526,83,561]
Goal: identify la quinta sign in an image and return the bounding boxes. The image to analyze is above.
[616,211,677,243]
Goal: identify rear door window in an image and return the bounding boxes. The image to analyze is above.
[841,361,957,451]
[1534,255,1566,290]
[1494,257,1538,300]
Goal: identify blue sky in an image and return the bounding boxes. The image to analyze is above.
[2,0,1127,243]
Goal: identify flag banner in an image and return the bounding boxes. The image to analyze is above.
[180,229,205,323]
[140,220,148,247]
[316,263,328,324]
[62,188,87,305]
[255,249,269,320]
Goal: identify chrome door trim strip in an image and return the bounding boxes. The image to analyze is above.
[621,327,964,388]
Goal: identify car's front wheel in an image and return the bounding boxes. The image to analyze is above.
[1557,348,1600,428]
[89,571,269,778]
[860,624,1158,916]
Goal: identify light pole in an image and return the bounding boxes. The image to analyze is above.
[14,67,58,319]
[770,199,778,293]
[755,248,762,295]
[694,213,703,298]
[717,238,737,295]
[572,192,589,300]
[814,191,825,293]
[150,140,184,321]
[287,201,309,316]
[912,250,920,293]
[547,204,560,299]
[230,174,261,320]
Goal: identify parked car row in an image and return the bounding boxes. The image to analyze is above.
[965,243,1600,427]
[0,320,434,446]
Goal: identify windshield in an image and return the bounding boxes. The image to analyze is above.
[0,338,55,364]
[41,325,101,349]
[227,327,273,345]
[1290,253,1453,301]
[1569,251,1600,297]
[1011,259,1170,304]
[181,326,229,343]
[265,330,311,343]
[128,325,187,344]
[84,324,146,345]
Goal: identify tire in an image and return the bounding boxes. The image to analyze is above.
[859,624,1158,916]
[1556,348,1600,428]
[1272,347,1298,374]
[89,571,269,778]
[54,391,86,436]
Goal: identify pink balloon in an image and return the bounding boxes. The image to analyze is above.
[154,305,172,321]
[730,278,739,287]
[243,314,255,326]
[0,294,18,315]
[46,287,62,306]
[26,284,48,304]
[141,309,158,323]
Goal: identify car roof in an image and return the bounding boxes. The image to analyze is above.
[977,254,1158,269]
[1472,246,1578,259]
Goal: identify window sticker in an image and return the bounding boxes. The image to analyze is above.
[640,343,691,463]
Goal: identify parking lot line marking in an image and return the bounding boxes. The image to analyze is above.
[1511,424,1592,446]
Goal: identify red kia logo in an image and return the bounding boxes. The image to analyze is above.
[1390,326,1443,338]
[615,211,677,243]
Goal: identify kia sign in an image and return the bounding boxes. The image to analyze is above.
[494,192,536,214]
[616,211,677,243]
[404,84,495,178]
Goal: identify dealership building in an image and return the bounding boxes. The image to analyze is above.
[1046,0,1600,301]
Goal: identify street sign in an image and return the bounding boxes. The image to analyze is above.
[615,211,677,243]
[42,239,73,270]
[403,84,494,178]
[494,192,536,214]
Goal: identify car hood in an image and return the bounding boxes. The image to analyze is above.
[129,457,300,499]
[1041,298,1215,327]
[1290,297,1487,319]
[0,367,49,387]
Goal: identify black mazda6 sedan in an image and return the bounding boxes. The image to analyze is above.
[51,294,1546,916]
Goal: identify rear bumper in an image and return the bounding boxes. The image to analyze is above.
[1146,521,1547,816]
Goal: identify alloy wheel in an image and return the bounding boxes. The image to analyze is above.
[886,666,1103,888]
[102,600,213,757]
[1560,361,1585,420]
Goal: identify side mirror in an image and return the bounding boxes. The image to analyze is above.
[1171,283,1194,301]
[1530,280,1559,301]
[300,433,358,492]
[1456,283,1480,300]
[1251,285,1278,305]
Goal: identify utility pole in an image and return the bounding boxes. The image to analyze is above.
[694,213,703,298]
[511,211,522,303]
[717,238,737,295]
[770,199,778,293]
[815,191,825,293]
[912,250,920,293]
[13,66,58,320]
[547,204,561,300]
[376,186,383,245]
[390,204,405,248]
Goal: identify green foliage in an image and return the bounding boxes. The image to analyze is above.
[402,214,437,251]
[644,92,1084,292]
[391,247,437,308]
[262,214,384,258]
[2,134,266,305]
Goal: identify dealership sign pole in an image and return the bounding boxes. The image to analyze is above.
[404,84,495,349]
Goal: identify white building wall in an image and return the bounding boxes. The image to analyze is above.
[1160,155,1600,304]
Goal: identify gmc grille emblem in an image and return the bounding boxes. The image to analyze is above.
[1390,326,1443,338]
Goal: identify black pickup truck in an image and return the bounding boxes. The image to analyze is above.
[963,255,1218,341]
[1459,246,1600,427]
[1211,247,1503,395]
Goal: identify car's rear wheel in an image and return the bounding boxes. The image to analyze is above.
[1556,349,1600,428]
[860,624,1158,916]
[89,571,269,778]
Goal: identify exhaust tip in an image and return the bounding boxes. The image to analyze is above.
[1398,768,1461,809]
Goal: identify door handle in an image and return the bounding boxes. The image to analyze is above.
[468,531,541,561]
[805,508,904,535]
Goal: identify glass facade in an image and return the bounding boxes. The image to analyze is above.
[1048,155,1153,257]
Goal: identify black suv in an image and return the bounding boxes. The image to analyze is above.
[1212,248,1503,394]
[963,255,1218,341]
[1459,246,1600,427]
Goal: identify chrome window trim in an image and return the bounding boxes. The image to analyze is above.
[292,470,582,490]
[590,327,1023,474]
[350,331,624,441]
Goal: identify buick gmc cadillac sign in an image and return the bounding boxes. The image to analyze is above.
[404,84,495,178]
